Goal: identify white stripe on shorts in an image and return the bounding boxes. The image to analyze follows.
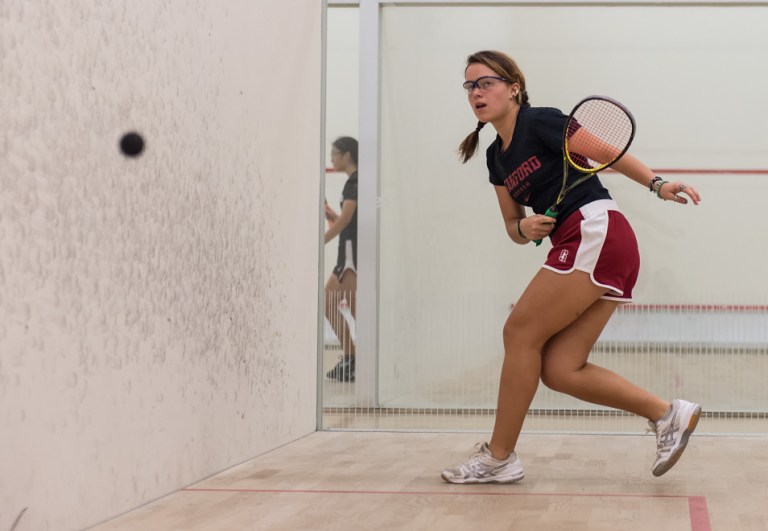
[543,199,624,297]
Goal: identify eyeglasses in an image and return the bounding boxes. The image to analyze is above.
[462,76,510,93]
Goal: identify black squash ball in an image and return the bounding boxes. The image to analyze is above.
[120,132,145,157]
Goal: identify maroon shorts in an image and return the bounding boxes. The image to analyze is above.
[543,200,640,302]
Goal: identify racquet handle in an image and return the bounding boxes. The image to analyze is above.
[533,208,558,246]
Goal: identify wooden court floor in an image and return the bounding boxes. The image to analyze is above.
[92,431,768,530]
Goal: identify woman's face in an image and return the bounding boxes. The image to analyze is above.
[330,146,347,172]
[464,63,519,123]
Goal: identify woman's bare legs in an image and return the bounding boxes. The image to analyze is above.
[325,271,357,359]
[540,298,670,420]
[487,268,668,460]
[538,298,701,479]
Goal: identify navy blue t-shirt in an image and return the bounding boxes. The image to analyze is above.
[334,171,358,275]
[487,105,611,234]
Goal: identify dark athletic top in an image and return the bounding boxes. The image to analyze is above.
[486,105,611,233]
[334,171,357,276]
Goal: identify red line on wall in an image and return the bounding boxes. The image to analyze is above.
[619,304,768,312]
[510,304,768,312]
[652,169,768,175]
[327,168,768,174]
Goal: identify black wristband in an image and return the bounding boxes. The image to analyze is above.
[517,219,528,239]
[649,176,663,192]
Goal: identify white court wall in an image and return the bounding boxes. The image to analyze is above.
[0,1,321,529]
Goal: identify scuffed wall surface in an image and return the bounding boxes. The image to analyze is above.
[0,1,321,529]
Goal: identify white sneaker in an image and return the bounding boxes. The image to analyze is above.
[441,442,524,484]
[649,399,701,477]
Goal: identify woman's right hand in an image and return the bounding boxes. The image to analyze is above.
[521,214,556,242]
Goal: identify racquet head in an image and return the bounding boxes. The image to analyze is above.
[564,96,636,173]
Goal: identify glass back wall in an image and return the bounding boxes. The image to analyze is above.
[374,5,768,428]
[322,6,361,413]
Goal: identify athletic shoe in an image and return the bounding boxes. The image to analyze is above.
[649,399,702,477]
[441,442,524,484]
[326,357,355,382]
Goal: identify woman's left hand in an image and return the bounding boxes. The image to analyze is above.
[658,181,701,205]
[325,203,339,221]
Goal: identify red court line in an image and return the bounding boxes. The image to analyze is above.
[183,487,711,529]
[185,487,712,529]
[689,496,712,531]
[184,487,688,499]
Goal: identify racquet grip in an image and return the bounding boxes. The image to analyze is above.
[533,208,559,246]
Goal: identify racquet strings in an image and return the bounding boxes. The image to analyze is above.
[566,98,634,173]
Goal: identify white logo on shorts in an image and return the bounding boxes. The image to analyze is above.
[559,250,569,263]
